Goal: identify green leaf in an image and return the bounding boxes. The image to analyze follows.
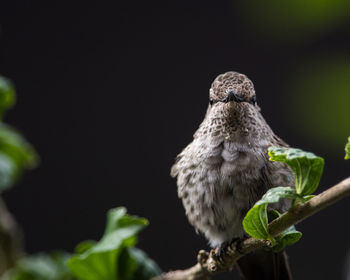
[268,209,281,220]
[128,248,162,279]
[345,136,350,160]
[0,123,39,192]
[0,77,38,192]
[0,153,16,190]
[271,226,302,252]
[243,203,270,240]
[115,247,161,280]
[268,147,324,195]
[116,248,138,280]
[258,187,298,204]
[66,207,149,280]
[0,76,16,120]
[266,210,302,252]
[2,252,75,280]
[243,186,303,249]
[243,187,297,240]
[74,240,96,254]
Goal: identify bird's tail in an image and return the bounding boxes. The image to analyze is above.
[236,249,292,280]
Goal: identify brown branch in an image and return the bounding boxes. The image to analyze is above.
[152,177,350,280]
[0,196,23,275]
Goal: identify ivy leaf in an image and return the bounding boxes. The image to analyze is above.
[345,137,350,160]
[0,76,16,120]
[243,187,297,240]
[268,147,324,195]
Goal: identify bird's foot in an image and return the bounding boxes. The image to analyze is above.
[208,249,231,272]
[216,237,244,258]
[229,237,244,255]
[216,240,230,258]
[209,238,241,271]
[197,250,209,267]
[208,237,247,272]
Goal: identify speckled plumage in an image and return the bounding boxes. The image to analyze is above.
[171,71,294,248]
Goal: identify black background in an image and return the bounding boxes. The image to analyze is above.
[1,1,350,279]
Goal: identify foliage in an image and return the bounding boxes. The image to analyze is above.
[0,74,348,279]
[0,76,160,280]
[243,147,324,249]
[243,140,349,250]
[2,252,74,280]
[0,75,38,192]
[345,137,350,160]
[0,76,16,120]
[2,208,161,280]
[271,224,302,253]
[286,56,350,151]
[268,147,324,196]
[243,187,298,242]
[67,207,161,280]
[239,0,350,44]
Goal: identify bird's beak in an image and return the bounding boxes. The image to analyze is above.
[221,91,245,103]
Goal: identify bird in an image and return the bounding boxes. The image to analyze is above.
[171,71,294,279]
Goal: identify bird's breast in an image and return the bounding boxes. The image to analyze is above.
[202,139,266,185]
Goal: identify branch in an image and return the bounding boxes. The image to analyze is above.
[0,196,23,275]
[152,176,350,280]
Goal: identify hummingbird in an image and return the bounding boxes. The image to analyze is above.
[171,71,294,279]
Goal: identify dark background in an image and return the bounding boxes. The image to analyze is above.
[1,1,350,279]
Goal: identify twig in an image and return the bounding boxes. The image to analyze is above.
[152,177,350,280]
[0,196,23,275]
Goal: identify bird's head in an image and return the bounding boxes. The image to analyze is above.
[209,71,257,108]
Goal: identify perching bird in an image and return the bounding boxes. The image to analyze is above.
[171,71,294,279]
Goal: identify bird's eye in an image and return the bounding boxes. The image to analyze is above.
[209,98,214,105]
[251,96,256,105]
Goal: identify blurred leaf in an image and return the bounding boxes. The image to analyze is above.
[238,0,350,44]
[0,76,16,120]
[117,248,138,280]
[0,153,15,190]
[345,137,350,160]
[114,247,161,280]
[243,203,270,240]
[67,207,159,280]
[0,123,39,192]
[2,252,75,280]
[269,147,324,195]
[128,248,162,279]
[74,240,96,254]
[286,55,350,153]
